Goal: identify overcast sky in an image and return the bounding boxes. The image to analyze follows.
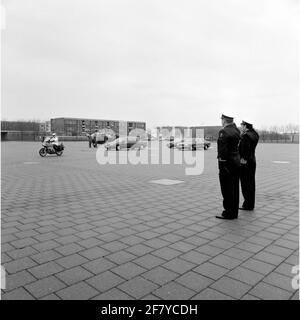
[1,0,299,129]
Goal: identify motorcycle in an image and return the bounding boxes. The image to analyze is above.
[39,138,65,157]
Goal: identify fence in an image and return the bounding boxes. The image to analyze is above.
[1,131,40,141]
[1,131,89,142]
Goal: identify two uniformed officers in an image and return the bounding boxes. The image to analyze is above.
[216,114,241,220]
[239,120,259,211]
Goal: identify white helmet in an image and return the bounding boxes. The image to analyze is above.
[52,133,56,137]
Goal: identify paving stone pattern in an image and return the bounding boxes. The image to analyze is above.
[1,142,299,300]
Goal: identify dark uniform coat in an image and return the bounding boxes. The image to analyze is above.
[87,134,92,148]
[239,128,259,210]
[217,123,241,218]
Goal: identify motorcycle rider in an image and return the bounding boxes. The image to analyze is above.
[50,133,59,151]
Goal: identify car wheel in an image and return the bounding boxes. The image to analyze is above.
[116,144,121,151]
[204,145,208,150]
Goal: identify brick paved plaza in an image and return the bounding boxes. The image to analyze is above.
[1,141,299,300]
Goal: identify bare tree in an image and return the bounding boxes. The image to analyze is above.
[1,120,40,132]
[286,123,299,143]
[279,125,288,143]
[258,126,268,142]
[269,125,279,142]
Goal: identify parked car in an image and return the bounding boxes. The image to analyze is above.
[175,138,211,150]
[94,132,109,145]
[145,134,156,141]
[105,137,147,151]
[166,137,182,148]
[166,141,175,148]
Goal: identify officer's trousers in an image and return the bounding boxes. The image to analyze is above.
[240,161,256,209]
[219,161,240,218]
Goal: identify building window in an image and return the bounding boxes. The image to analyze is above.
[81,120,86,132]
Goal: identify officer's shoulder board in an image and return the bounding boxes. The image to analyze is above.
[241,131,247,137]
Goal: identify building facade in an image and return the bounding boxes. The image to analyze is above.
[39,121,51,133]
[51,118,146,136]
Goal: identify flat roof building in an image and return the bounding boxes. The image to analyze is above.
[39,121,51,133]
[51,117,146,137]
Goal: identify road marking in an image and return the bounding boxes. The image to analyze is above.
[149,179,185,185]
[272,161,290,164]
[23,162,40,165]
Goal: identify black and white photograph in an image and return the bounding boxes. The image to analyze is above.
[0,0,299,307]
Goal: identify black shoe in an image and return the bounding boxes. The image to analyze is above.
[215,215,237,220]
[239,207,254,211]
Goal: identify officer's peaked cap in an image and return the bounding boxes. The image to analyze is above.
[221,114,234,121]
[241,120,253,128]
